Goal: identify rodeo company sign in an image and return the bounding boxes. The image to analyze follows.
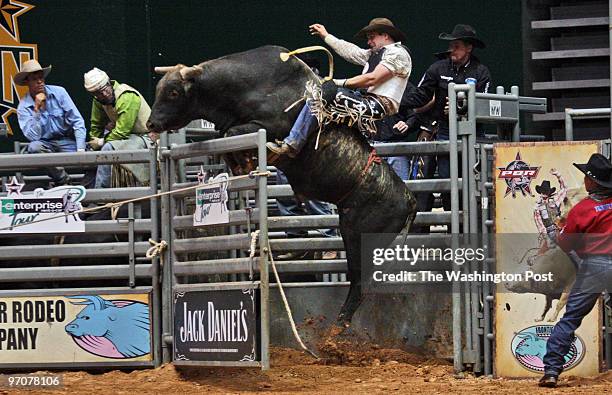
[0,177,86,233]
[0,292,152,366]
[173,288,259,363]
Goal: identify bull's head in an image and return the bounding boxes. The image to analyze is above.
[64,295,116,337]
[147,64,205,134]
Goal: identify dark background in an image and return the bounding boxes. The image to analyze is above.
[1,0,522,151]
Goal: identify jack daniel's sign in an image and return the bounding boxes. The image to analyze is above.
[173,288,259,363]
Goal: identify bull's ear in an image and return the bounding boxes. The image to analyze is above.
[179,65,203,81]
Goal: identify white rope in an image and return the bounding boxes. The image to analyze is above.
[146,238,167,259]
[266,240,319,359]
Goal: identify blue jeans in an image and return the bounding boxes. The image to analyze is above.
[95,142,114,188]
[27,139,76,183]
[284,103,317,152]
[276,169,336,238]
[543,254,611,376]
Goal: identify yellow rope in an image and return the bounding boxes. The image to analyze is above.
[279,45,334,81]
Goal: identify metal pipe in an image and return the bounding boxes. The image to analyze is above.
[480,145,492,376]
[467,83,482,372]
[495,86,505,140]
[257,129,270,370]
[448,83,463,372]
[128,203,135,288]
[462,135,469,234]
[148,147,162,367]
[511,86,521,141]
[565,108,574,141]
[159,134,172,364]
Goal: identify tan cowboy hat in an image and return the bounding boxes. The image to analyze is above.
[14,59,52,86]
[354,17,406,43]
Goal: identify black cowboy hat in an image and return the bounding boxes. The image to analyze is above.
[354,17,407,43]
[573,153,612,188]
[439,24,485,49]
[535,180,556,196]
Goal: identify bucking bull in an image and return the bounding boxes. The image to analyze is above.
[147,45,417,326]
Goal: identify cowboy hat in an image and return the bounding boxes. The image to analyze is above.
[14,59,52,86]
[354,17,406,43]
[439,24,485,49]
[535,180,556,196]
[573,153,612,188]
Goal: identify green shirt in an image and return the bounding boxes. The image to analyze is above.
[90,81,142,141]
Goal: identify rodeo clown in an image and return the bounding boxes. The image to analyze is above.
[539,153,612,387]
[533,168,568,253]
[267,17,411,158]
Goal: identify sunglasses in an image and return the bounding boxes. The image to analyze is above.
[93,84,113,100]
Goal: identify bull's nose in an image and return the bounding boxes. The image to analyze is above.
[65,323,77,332]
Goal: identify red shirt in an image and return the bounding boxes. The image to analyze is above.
[558,195,612,257]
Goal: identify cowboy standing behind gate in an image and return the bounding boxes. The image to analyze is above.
[533,168,568,253]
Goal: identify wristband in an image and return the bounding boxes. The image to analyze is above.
[333,78,347,87]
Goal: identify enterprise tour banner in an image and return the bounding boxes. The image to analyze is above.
[0,177,85,233]
[494,141,602,377]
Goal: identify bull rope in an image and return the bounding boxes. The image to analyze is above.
[281,45,335,118]
[279,45,334,82]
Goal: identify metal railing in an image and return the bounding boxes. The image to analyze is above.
[0,148,161,369]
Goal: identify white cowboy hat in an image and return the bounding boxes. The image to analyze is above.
[14,59,52,86]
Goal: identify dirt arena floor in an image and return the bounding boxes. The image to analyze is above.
[2,345,610,394]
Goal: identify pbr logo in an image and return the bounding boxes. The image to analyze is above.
[498,152,540,198]
[511,325,585,373]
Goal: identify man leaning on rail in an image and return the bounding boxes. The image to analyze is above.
[83,67,153,188]
[15,59,87,186]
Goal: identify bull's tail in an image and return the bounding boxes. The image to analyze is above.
[279,45,334,81]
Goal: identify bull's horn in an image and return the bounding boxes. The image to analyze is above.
[67,295,110,310]
[154,66,177,74]
[179,65,203,80]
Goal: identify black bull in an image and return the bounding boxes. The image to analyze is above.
[147,45,417,325]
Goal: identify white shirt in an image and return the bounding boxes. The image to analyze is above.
[324,34,412,113]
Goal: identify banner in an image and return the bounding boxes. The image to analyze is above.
[0,292,152,365]
[0,178,85,233]
[174,288,259,363]
[193,173,229,226]
[493,141,602,377]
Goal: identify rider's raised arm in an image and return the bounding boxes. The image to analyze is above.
[324,34,371,66]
